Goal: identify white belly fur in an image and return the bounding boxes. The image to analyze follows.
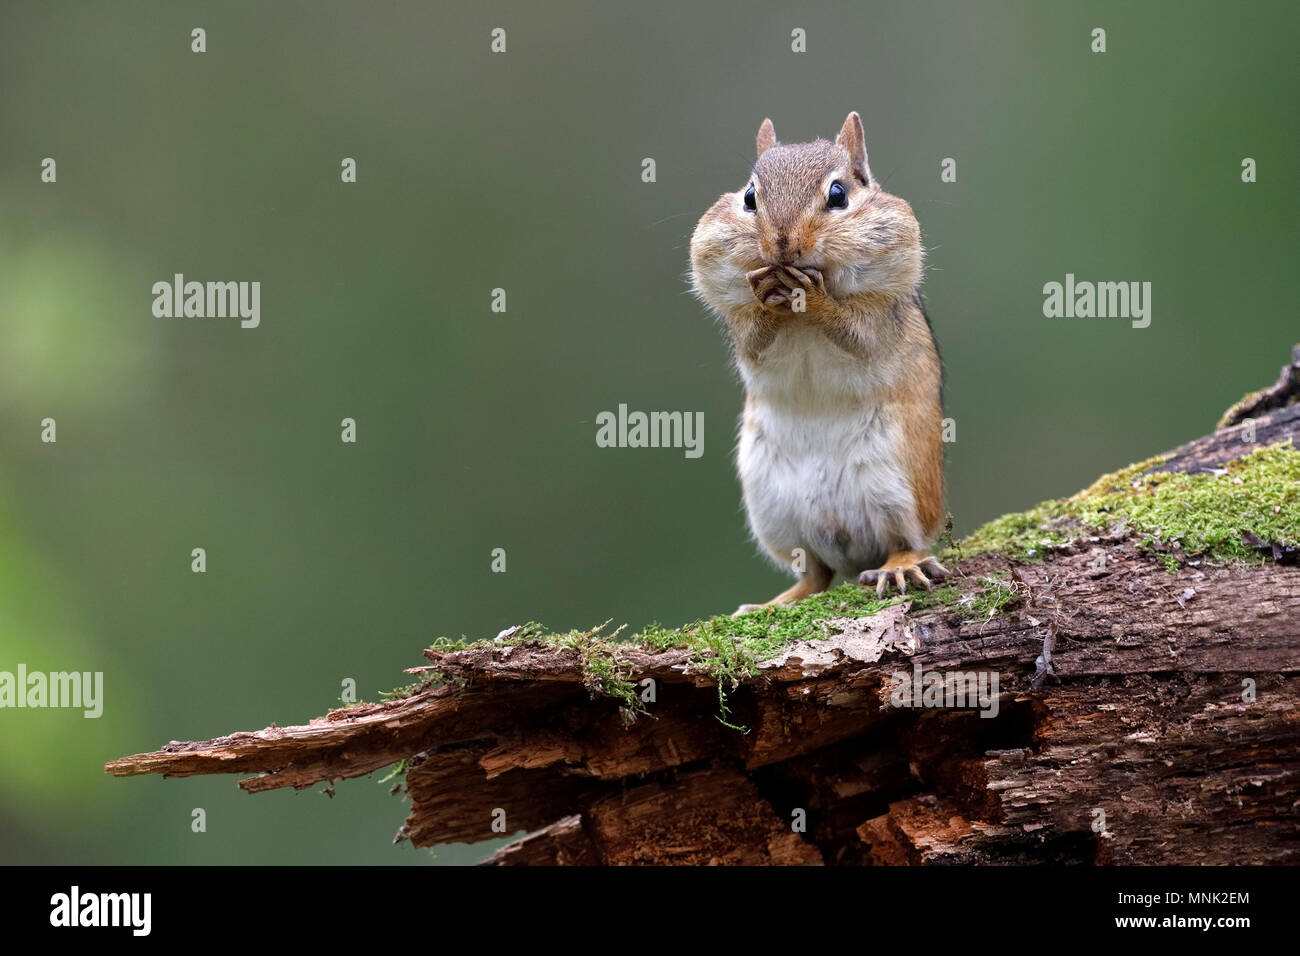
[736,322,922,579]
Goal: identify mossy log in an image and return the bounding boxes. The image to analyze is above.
[106,347,1300,865]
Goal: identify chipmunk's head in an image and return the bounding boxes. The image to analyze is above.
[690,112,922,312]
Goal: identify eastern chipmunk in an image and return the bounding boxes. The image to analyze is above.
[690,112,947,613]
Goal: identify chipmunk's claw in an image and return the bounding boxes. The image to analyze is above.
[750,265,830,309]
[747,266,789,307]
[784,266,825,292]
[922,556,950,577]
[859,553,950,598]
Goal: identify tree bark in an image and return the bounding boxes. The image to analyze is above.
[105,347,1300,865]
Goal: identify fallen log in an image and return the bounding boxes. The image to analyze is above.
[106,346,1300,865]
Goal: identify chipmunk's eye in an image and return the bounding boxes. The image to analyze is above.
[743,184,756,212]
[826,181,848,209]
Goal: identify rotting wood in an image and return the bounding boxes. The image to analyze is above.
[106,347,1300,865]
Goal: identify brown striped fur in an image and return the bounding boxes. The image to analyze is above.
[690,113,947,609]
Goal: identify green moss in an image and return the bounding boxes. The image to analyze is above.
[950,503,1069,562]
[639,584,910,728]
[421,584,950,730]
[903,583,963,611]
[1216,389,1265,430]
[364,637,477,705]
[487,621,645,719]
[379,674,442,701]
[949,441,1298,564]
[956,572,1022,622]
[427,636,474,654]
[644,583,895,652]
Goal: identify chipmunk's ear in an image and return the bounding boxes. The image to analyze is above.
[836,111,872,185]
[756,118,776,157]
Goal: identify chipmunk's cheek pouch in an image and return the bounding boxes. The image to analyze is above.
[840,261,870,291]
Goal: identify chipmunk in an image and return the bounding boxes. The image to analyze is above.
[689,112,947,613]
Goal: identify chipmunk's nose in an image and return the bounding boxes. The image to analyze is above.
[773,233,801,264]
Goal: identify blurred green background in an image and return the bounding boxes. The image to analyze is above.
[1,0,1295,864]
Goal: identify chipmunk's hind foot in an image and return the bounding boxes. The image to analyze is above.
[733,564,833,616]
[858,551,949,598]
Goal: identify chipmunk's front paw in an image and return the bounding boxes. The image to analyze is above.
[747,265,792,309]
[778,266,836,313]
[859,552,950,598]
